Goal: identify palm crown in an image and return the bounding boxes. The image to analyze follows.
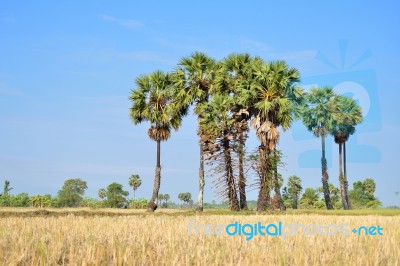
[130,71,182,142]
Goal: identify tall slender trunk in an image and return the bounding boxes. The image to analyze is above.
[343,141,351,209]
[338,143,348,209]
[257,145,270,211]
[273,161,286,211]
[238,135,247,210]
[196,143,205,212]
[148,140,161,212]
[224,136,239,211]
[321,135,333,210]
[293,194,298,209]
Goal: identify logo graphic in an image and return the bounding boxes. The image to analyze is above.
[188,219,384,241]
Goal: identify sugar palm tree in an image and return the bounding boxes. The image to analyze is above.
[287,175,302,209]
[129,71,183,212]
[128,174,142,199]
[217,53,255,210]
[198,94,240,211]
[250,60,300,211]
[172,52,216,212]
[302,87,336,210]
[331,95,363,209]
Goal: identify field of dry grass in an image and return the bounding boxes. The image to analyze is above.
[0,209,399,265]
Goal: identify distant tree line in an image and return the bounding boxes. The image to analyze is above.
[0,175,383,209]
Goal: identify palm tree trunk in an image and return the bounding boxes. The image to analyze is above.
[147,140,161,212]
[321,135,333,210]
[238,136,248,210]
[343,141,352,209]
[257,145,270,211]
[273,162,286,211]
[196,143,205,212]
[224,137,239,211]
[338,143,348,209]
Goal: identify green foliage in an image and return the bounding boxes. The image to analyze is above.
[98,188,106,200]
[317,183,341,209]
[301,87,336,137]
[2,180,13,197]
[29,195,53,208]
[81,197,105,208]
[128,174,141,199]
[57,178,88,207]
[129,71,183,142]
[330,95,363,142]
[350,178,382,209]
[178,192,192,205]
[128,198,149,209]
[300,188,320,208]
[287,175,302,209]
[100,182,129,208]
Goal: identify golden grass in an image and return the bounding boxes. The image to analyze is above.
[0,210,399,265]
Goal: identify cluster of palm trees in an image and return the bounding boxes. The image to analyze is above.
[129,52,363,212]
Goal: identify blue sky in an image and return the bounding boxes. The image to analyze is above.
[1,1,399,206]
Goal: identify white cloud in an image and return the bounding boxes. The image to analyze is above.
[99,14,144,29]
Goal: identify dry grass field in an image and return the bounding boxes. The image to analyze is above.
[0,208,399,265]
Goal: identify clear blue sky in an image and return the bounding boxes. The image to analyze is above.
[1,1,399,206]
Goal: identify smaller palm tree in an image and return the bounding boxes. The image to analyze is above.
[330,95,363,209]
[128,174,142,199]
[98,188,106,200]
[287,175,302,209]
[301,87,336,210]
[130,70,184,212]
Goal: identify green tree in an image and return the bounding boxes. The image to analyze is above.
[178,192,192,205]
[163,194,170,208]
[250,60,301,211]
[130,71,184,212]
[300,188,320,208]
[363,178,376,195]
[57,178,88,207]
[349,178,381,209]
[331,95,363,209]
[198,94,240,211]
[29,195,52,208]
[172,52,216,212]
[98,188,106,200]
[317,183,341,209]
[287,175,302,209]
[301,87,336,209]
[2,180,12,197]
[128,174,142,199]
[216,53,255,210]
[103,182,129,208]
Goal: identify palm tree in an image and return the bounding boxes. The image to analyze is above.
[287,175,302,209]
[302,87,336,209]
[198,94,240,211]
[128,174,142,199]
[2,180,12,197]
[300,188,320,208]
[250,60,300,211]
[163,194,170,207]
[330,95,363,209]
[98,188,106,200]
[172,52,216,212]
[217,53,255,210]
[129,71,183,212]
